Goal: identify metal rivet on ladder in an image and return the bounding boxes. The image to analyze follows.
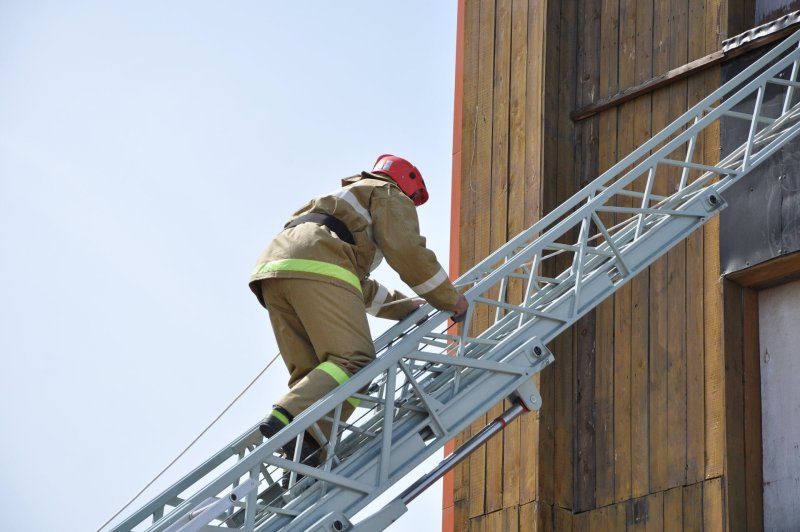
[533,346,542,357]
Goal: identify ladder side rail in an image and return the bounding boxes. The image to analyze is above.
[144,171,744,532]
[277,187,725,528]
[278,233,664,528]
[142,320,458,530]
[257,338,554,527]
[273,44,800,527]
[274,91,800,532]
[144,432,303,532]
[113,29,800,532]
[268,341,554,531]
[256,363,530,528]
[109,426,262,532]
[781,42,800,113]
[454,70,766,306]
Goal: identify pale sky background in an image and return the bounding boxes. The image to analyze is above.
[0,2,459,530]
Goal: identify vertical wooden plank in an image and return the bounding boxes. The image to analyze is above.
[666,0,689,492]
[727,0,754,36]
[575,0,600,513]
[597,0,620,504]
[599,0,619,100]
[685,223,705,485]
[471,513,487,532]
[580,0,617,512]
[703,249,725,484]
[573,510,589,532]
[702,63,724,481]
[723,280,747,530]
[454,499,470,532]
[538,501,555,532]
[523,0,544,228]
[595,0,617,501]
[618,0,636,91]
[455,0,481,520]
[703,477,724,532]
[706,0,725,50]
[518,501,536,532]
[575,314,597,512]
[553,326,575,508]
[485,509,504,532]
[701,3,725,505]
[589,505,616,531]
[687,0,707,63]
[682,481,703,531]
[663,487,683,531]
[684,0,706,490]
[595,292,615,508]
[458,0,481,308]
[552,0,578,512]
[503,506,519,532]
[742,287,763,532]
[613,501,628,530]
[485,0,511,514]
[502,0,529,514]
[448,3,469,527]
[648,195,669,496]
[631,0,653,500]
[468,0,496,518]
[612,169,633,505]
[648,0,671,495]
[629,497,647,532]
[595,0,630,506]
[554,505,573,532]
[519,0,545,509]
[576,6,601,504]
[645,491,664,532]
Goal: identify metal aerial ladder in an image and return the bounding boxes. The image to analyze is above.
[108,27,800,532]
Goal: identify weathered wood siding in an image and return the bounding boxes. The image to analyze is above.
[446,0,771,529]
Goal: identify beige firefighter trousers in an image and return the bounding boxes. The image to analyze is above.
[259,277,375,445]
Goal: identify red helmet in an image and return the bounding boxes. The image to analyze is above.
[371,154,429,206]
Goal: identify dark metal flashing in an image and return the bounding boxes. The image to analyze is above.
[723,10,800,53]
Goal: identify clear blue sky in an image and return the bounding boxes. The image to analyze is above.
[0,2,458,530]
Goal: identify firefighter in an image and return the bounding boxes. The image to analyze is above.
[250,154,468,470]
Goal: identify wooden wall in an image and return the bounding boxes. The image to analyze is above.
[447,0,768,530]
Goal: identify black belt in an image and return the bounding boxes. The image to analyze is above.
[284,213,355,245]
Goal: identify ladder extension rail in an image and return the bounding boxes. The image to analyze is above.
[110,29,800,532]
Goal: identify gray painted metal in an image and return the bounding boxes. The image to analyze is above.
[108,28,800,532]
[721,44,800,274]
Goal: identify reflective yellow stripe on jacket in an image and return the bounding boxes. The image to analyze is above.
[253,258,362,293]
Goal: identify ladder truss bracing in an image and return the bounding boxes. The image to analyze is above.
[111,29,800,532]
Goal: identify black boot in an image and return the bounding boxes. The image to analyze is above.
[259,410,321,487]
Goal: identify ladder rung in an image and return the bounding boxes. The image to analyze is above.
[660,158,739,175]
[598,186,669,202]
[722,109,775,124]
[767,76,800,88]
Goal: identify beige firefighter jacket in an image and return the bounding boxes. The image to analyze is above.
[250,172,460,320]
